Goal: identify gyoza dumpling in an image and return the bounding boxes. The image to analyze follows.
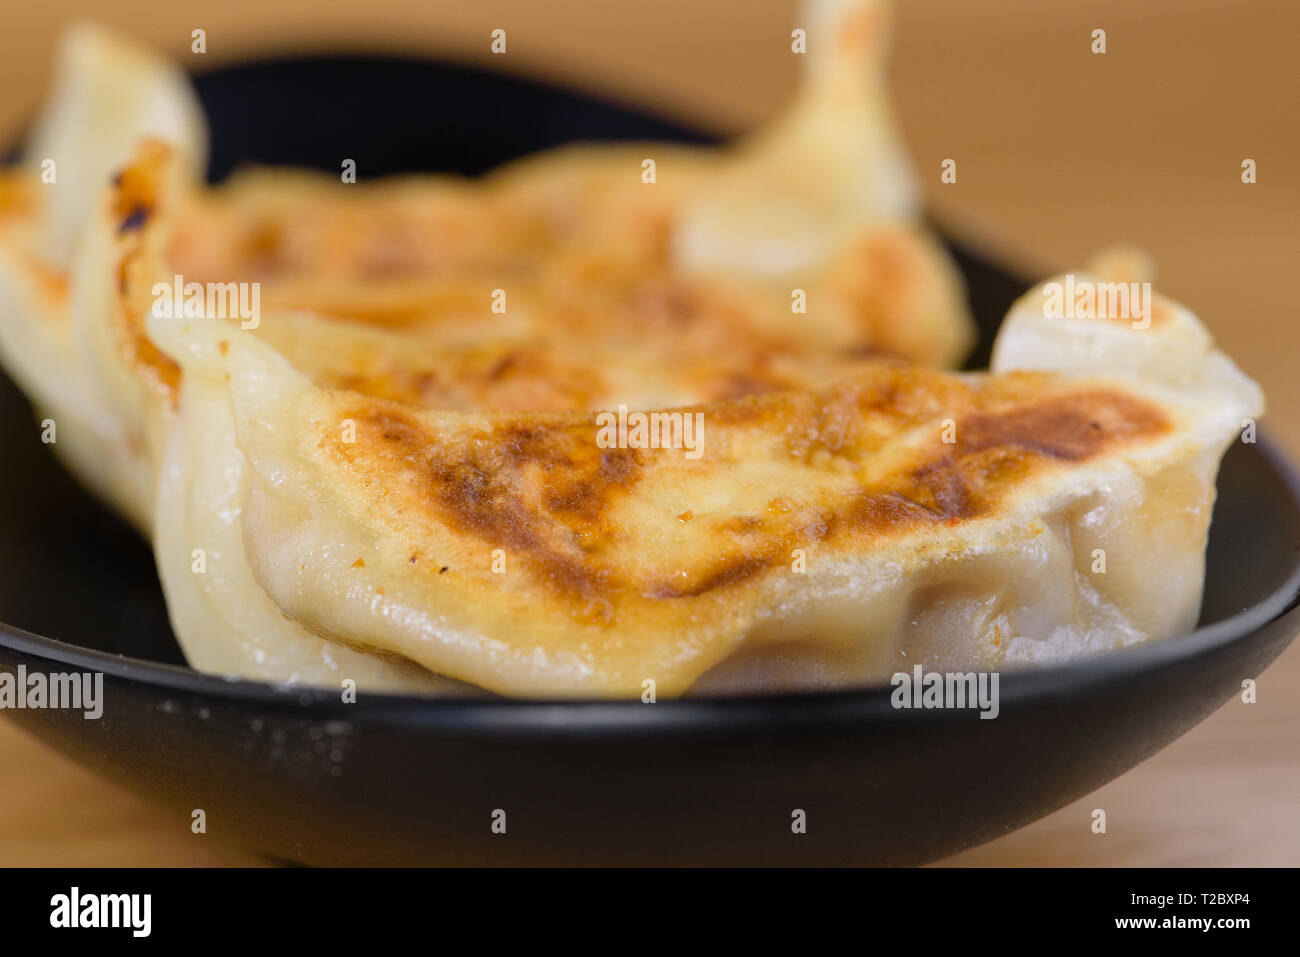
[162,0,970,370]
[142,271,1261,696]
[0,24,203,528]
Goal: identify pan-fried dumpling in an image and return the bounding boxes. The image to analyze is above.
[159,2,968,368]
[0,25,203,529]
[143,275,1261,695]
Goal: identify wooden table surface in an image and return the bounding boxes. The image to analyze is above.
[0,0,1296,866]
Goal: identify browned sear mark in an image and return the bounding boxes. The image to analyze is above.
[327,383,1168,609]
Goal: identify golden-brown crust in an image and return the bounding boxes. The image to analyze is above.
[107,139,182,400]
[316,370,1171,610]
[102,141,973,415]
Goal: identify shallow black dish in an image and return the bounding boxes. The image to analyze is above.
[1,56,1298,866]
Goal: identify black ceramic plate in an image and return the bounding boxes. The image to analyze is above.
[1,57,1298,866]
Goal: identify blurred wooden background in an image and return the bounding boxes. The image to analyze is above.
[0,0,1296,866]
